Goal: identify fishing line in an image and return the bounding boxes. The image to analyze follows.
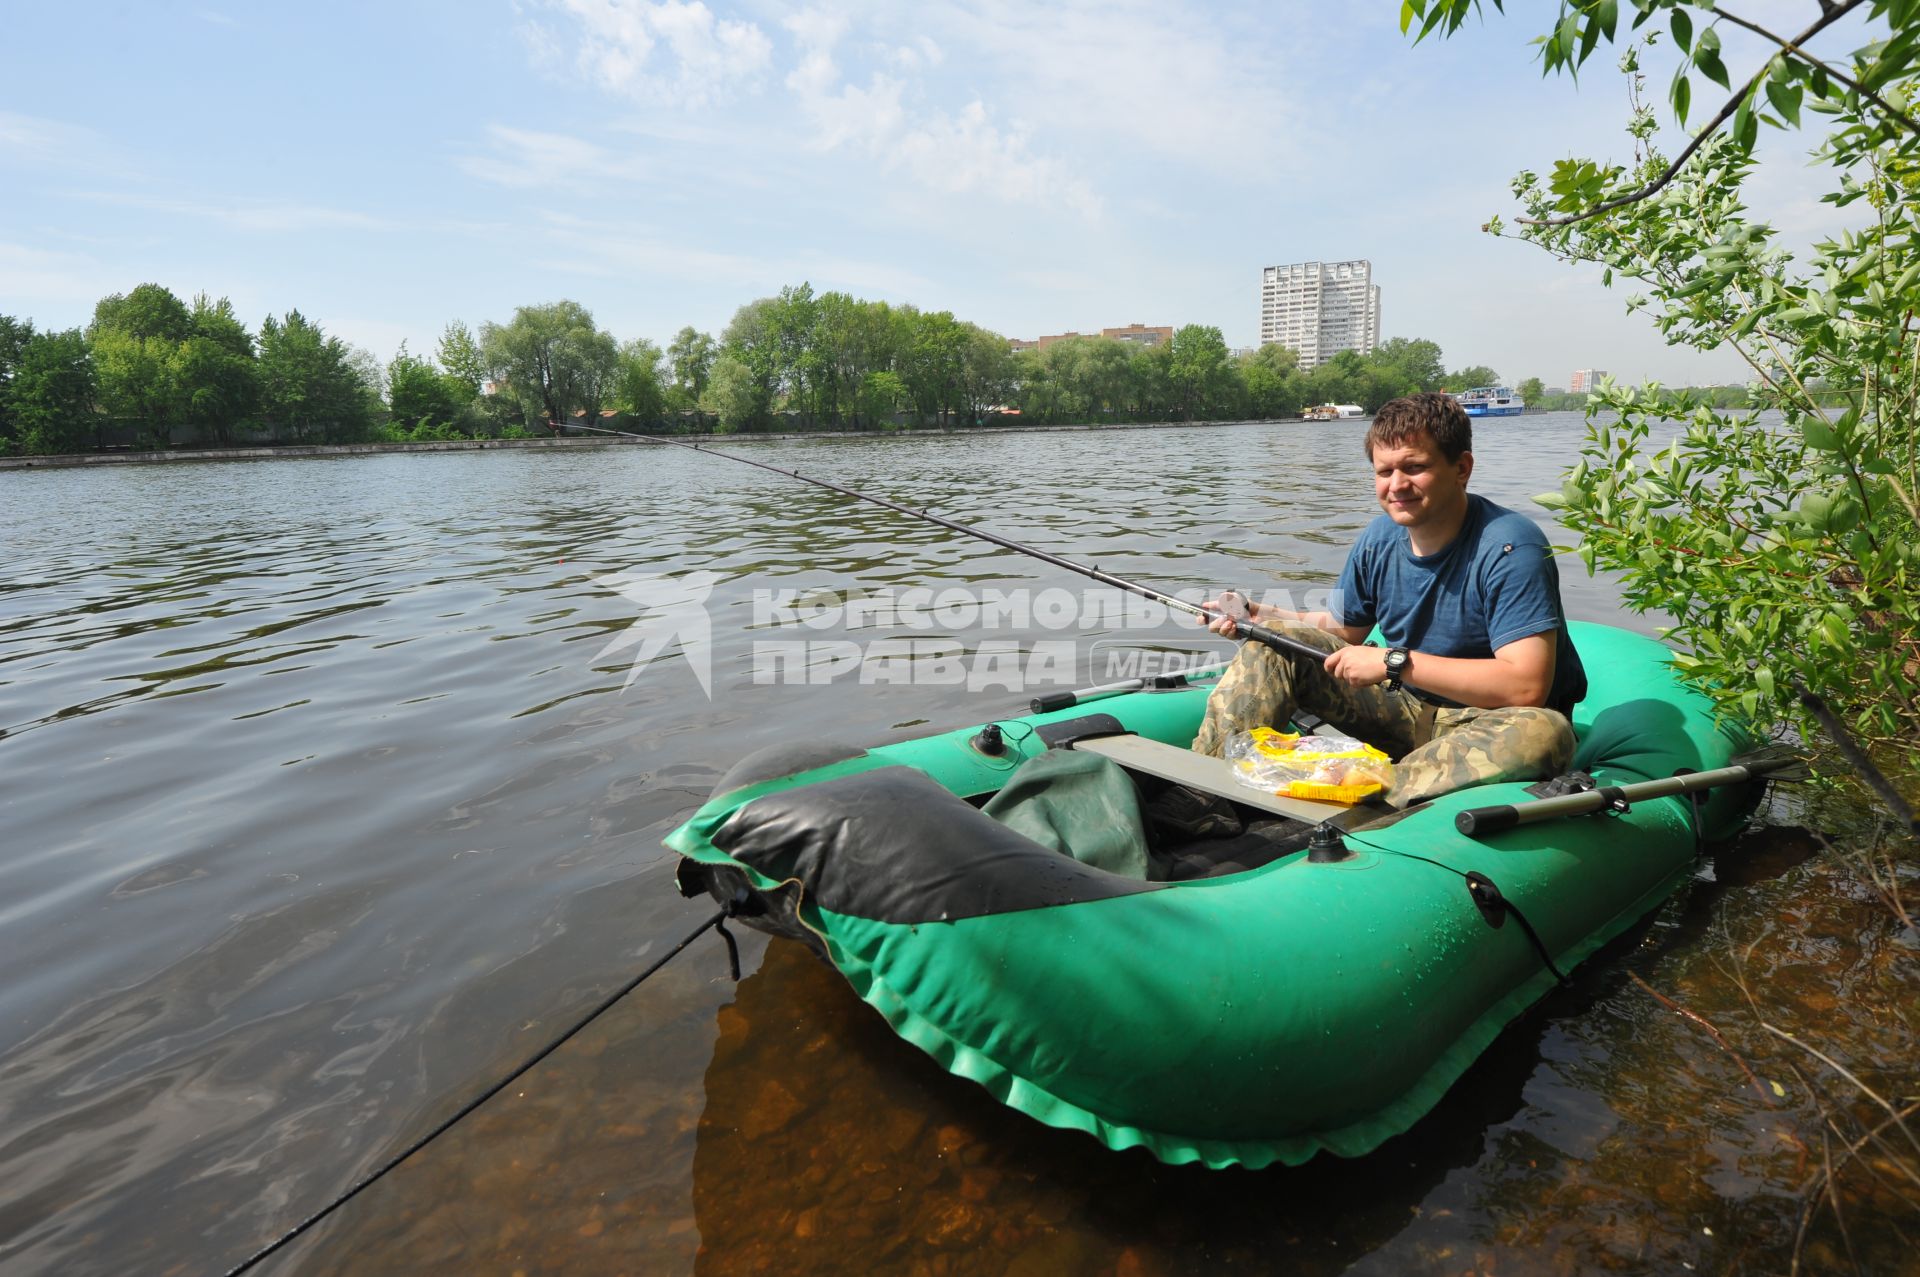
[555,420,1329,665]
[223,905,737,1276]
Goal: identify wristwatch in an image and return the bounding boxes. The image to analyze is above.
[1383,647,1411,691]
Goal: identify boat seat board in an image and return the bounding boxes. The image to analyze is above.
[1069,732,1357,825]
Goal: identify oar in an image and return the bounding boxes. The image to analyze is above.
[554,421,1328,664]
[1454,749,1808,837]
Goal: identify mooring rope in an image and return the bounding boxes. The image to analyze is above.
[223,905,737,1276]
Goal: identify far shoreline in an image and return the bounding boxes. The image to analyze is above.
[0,414,1343,471]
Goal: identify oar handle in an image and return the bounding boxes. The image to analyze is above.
[1454,759,1795,836]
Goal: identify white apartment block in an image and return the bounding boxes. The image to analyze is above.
[1569,368,1608,393]
[1259,260,1381,368]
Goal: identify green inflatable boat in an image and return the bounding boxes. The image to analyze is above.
[666,622,1767,1169]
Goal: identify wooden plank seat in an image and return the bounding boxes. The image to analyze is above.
[1068,732,1359,826]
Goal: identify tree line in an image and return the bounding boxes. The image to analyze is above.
[0,280,1739,456]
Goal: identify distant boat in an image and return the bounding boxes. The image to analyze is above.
[1452,386,1524,417]
[1302,403,1367,421]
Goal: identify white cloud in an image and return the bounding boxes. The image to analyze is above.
[781,8,1100,218]
[520,0,773,107]
[457,125,649,189]
[913,0,1314,173]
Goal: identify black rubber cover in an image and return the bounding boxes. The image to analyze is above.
[711,739,867,798]
[1455,804,1520,836]
[1034,712,1128,749]
[711,765,1163,923]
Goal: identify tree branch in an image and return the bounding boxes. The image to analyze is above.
[1519,1,1865,229]
[1715,4,1920,138]
[1794,683,1920,834]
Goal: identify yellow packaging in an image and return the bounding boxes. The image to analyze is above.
[1225,727,1393,805]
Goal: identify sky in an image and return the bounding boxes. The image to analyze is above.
[0,0,1880,389]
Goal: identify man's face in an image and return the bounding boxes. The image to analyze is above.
[1370,431,1472,530]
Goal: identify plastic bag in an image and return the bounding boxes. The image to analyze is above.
[1225,727,1393,805]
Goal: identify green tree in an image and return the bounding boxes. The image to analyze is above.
[855,369,907,426]
[1517,376,1544,405]
[764,283,822,425]
[480,300,616,427]
[1168,325,1235,420]
[718,298,782,431]
[388,342,470,434]
[705,351,766,433]
[438,321,486,399]
[90,283,192,447]
[8,328,96,454]
[1373,337,1448,389]
[258,309,376,443]
[898,307,968,426]
[958,322,1016,425]
[666,326,717,410]
[1409,0,1920,772]
[1239,343,1306,419]
[0,315,35,448]
[172,294,258,445]
[1304,349,1367,409]
[90,283,191,345]
[1442,364,1500,392]
[614,338,667,425]
[92,329,178,448]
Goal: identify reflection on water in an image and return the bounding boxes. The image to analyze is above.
[0,419,1909,1275]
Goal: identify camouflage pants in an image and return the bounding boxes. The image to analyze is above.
[1191,622,1575,808]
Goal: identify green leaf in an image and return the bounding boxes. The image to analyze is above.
[1694,28,1731,90]
[1670,7,1692,54]
[1765,78,1803,127]
[1672,72,1692,126]
[1401,0,1416,36]
[1697,49,1731,90]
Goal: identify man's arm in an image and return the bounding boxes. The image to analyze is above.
[1200,593,1372,646]
[1323,631,1558,708]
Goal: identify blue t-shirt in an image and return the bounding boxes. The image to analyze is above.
[1332,494,1587,713]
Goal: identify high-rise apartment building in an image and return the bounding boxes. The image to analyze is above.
[1569,368,1608,393]
[1259,260,1381,368]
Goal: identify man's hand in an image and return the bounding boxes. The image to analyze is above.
[1198,591,1256,638]
[1323,643,1391,688]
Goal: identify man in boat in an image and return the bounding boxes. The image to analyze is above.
[1194,391,1583,808]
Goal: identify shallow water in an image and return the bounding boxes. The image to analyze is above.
[0,416,1911,1275]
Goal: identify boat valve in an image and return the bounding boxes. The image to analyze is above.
[971,723,1007,756]
[1307,822,1356,864]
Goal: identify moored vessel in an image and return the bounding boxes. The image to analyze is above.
[667,622,1770,1168]
[1452,386,1525,416]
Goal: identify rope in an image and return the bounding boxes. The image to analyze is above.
[223,906,735,1276]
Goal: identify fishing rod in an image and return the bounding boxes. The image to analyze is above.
[555,421,1328,665]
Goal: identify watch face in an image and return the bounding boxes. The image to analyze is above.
[1385,648,1408,674]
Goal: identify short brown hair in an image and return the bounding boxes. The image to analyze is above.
[1364,392,1472,461]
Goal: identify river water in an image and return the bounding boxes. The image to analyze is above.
[1,416,1911,1275]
